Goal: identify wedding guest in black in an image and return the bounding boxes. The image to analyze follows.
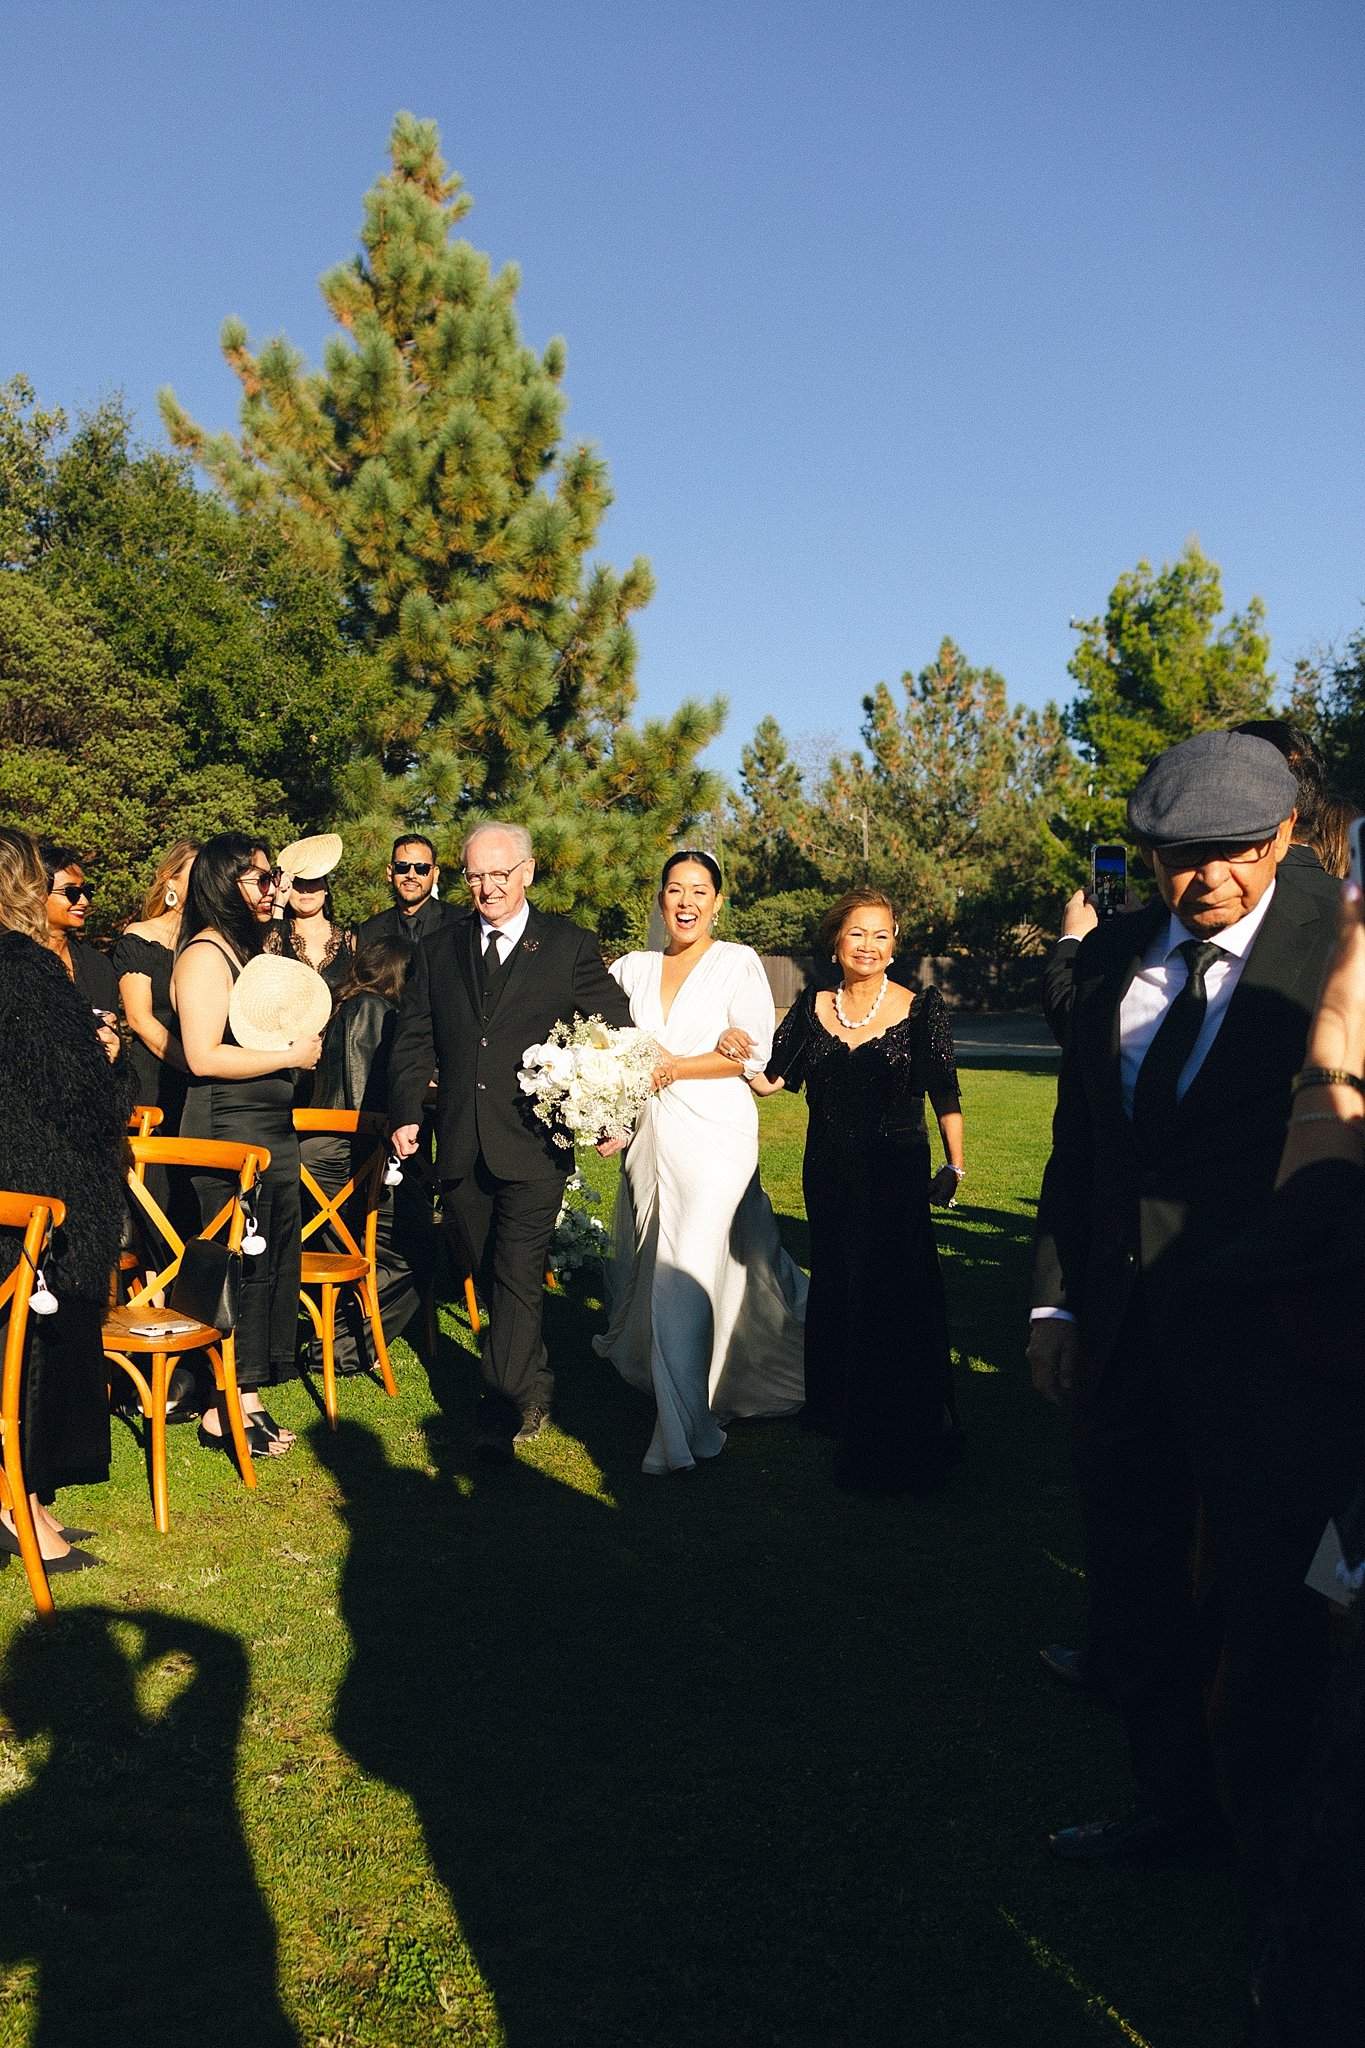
[302,936,433,1374]
[38,840,120,1020]
[748,887,965,1494]
[267,833,355,993]
[172,834,323,1461]
[0,828,131,1572]
[359,833,453,949]
[1309,791,1361,882]
[1027,732,1336,1904]
[112,839,199,1131]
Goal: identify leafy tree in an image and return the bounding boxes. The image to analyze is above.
[160,111,723,926]
[0,577,287,926]
[1066,541,1274,842]
[1288,619,1365,806]
[725,716,821,903]
[0,375,66,568]
[798,638,1079,954]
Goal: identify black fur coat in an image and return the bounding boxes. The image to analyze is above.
[0,931,133,1302]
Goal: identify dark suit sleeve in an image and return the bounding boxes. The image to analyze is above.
[387,942,438,1129]
[571,933,634,1028]
[1030,1004,1093,1317]
[1039,937,1081,1049]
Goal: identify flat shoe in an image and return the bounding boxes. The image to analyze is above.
[0,1525,102,1572]
[248,1408,295,1450]
[197,1418,275,1460]
[59,1527,96,1543]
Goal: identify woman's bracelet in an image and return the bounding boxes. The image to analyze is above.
[1291,1067,1365,1097]
[939,1164,966,1180]
[1288,1110,1358,1127]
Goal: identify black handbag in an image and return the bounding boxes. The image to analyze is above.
[169,1239,242,1334]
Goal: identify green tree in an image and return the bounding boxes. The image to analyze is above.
[725,716,821,903]
[0,577,287,926]
[1066,541,1274,842]
[799,638,1079,953]
[0,375,66,568]
[1289,619,1365,806]
[160,111,723,926]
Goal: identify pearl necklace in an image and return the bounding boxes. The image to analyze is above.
[834,973,889,1031]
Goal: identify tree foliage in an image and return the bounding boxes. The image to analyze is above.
[160,111,723,926]
[724,717,822,903]
[1066,540,1274,843]
[1288,620,1365,807]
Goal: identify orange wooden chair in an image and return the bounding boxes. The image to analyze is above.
[0,1192,66,1621]
[103,1137,270,1531]
[293,1110,399,1428]
[127,1105,164,1139]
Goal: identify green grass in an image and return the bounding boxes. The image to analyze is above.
[0,1066,1245,2047]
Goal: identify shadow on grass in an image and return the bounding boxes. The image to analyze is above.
[0,1607,296,2046]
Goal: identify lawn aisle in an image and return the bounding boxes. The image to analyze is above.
[0,1069,1243,2047]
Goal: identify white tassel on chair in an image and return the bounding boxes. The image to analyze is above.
[30,1268,58,1315]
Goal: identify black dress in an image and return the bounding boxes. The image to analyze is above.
[0,932,133,1498]
[768,985,961,1493]
[177,939,303,1390]
[268,921,356,994]
[110,932,188,1134]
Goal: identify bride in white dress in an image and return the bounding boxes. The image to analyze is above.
[593,851,807,1474]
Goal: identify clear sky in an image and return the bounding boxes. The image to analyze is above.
[2,0,1361,778]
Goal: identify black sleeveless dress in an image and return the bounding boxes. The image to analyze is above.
[767,985,961,1493]
[178,939,302,1389]
[111,932,188,1135]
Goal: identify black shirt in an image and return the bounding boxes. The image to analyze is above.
[358,895,454,949]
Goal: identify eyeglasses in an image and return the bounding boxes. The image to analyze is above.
[392,861,433,877]
[291,877,328,892]
[1157,837,1276,873]
[238,870,275,894]
[464,863,528,888]
[53,883,93,904]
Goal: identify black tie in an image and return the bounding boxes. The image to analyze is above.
[1132,938,1228,1134]
[480,928,503,992]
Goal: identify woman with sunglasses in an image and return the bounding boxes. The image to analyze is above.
[268,871,355,993]
[172,835,323,1461]
[38,842,121,1056]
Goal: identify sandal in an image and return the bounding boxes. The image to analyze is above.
[197,1418,277,1460]
[249,1408,296,1451]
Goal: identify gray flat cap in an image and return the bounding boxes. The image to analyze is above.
[1126,730,1298,847]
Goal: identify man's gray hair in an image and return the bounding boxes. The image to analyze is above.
[461,820,534,867]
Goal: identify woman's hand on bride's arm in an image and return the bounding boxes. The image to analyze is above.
[747,1072,785,1097]
[716,1027,757,1064]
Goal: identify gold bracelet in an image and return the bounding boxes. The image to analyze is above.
[1291,1067,1365,1097]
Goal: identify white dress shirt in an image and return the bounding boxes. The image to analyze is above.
[1032,881,1276,1323]
[478,900,530,963]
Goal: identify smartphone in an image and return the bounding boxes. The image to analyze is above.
[1349,816,1365,888]
[1091,843,1127,918]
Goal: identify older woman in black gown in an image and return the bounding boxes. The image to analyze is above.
[743,888,965,1493]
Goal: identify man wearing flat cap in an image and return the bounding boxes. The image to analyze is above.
[1027,731,1338,1917]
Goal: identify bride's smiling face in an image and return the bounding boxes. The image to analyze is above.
[660,862,720,949]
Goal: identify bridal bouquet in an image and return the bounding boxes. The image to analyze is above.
[519,1015,658,1150]
[517,1011,654,1155]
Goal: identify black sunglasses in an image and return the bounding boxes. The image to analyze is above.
[238,870,275,894]
[54,882,93,904]
[392,860,433,876]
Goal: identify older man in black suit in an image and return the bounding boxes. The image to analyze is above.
[388,822,631,1460]
[1027,732,1338,1916]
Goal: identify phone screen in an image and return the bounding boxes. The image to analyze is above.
[1092,844,1127,918]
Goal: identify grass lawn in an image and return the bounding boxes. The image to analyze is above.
[0,1057,1247,2047]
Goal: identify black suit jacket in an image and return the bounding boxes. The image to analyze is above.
[358,896,455,949]
[1031,864,1336,1373]
[387,906,633,1184]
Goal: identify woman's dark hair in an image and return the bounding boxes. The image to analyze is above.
[816,887,899,958]
[333,936,411,1009]
[36,840,82,889]
[660,848,723,893]
[178,833,273,963]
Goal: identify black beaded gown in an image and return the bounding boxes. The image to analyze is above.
[767,984,961,1493]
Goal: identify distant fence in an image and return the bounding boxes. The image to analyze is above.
[760,953,1043,1014]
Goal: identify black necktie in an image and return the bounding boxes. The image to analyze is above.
[1132,938,1228,1134]
[480,928,503,991]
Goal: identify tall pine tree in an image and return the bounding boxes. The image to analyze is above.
[161,112,722,923]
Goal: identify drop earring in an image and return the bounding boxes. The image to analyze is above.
[165,888,179,909]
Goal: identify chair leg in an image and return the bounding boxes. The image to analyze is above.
[149,1350,171,1535]
[463,1275,480,1334]
[1,1432,54,1621]
[217,1340,258,1490]
[321,1283,339,1430]
[360,1279,397,1398]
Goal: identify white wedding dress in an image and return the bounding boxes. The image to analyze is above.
[592,941,807,1474]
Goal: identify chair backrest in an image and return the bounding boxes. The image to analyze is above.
[293,1109,388,1266]
[122,1138,271,1309]
[128,1105,164,1138]
[1,1192,67,1436]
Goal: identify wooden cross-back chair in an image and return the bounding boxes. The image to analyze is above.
[103,1136,270,1531]
[127,1105,164,1141]
[0,1192,66,1621]
[293,1109,399,1428]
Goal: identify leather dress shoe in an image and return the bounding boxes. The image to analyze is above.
[474,1426,515,1465]
[514,1405,550,1445]
[1048,1807,1232,1868]
[1038,1643,1090,1691]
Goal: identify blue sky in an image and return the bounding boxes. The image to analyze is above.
[2,0,1361,779]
